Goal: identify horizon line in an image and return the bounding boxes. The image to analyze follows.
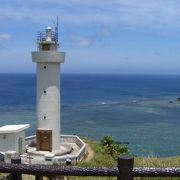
[1,72,180,76]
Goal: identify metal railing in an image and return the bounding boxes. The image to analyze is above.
[1,156,180,179]
[37,31,58,42]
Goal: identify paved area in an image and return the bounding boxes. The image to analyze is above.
[21,142,81,165]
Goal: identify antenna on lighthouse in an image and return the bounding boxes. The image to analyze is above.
[55,16,59,44]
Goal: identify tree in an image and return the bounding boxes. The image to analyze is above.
[100,136,130,159]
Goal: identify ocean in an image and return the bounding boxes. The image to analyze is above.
[0,73,180,157]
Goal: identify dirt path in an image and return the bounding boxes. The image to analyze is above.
[84,143,95,162]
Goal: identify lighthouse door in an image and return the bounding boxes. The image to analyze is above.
[36,129,52,151]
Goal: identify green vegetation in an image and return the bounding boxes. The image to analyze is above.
[100,136,130,159]
[78,137,116,167]
[71,137,180,180]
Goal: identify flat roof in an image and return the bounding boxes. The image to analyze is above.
[0,124,30,134]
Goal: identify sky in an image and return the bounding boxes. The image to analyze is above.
[1,0,180,74]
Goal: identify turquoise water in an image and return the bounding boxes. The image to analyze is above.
[0,74,180,157]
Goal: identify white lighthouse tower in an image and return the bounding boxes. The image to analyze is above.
[31,21,65,152]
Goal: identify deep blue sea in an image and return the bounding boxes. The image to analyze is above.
[0,74,180,157]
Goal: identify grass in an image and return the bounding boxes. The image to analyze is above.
[69,138,180,180]
[135,156,180,167]
[78,137,116,167]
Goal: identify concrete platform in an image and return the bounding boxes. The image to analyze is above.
[22,135,86,164]
[27,144,72,156]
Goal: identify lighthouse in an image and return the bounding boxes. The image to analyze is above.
[31,21,65,152]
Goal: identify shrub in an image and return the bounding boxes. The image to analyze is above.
[100,136,130,159]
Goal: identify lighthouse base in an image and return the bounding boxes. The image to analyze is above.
[27,144,72,156]
[22,134,86,164]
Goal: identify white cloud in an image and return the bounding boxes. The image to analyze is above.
[71,34,92,47]
[69,27,110,47]
[0,33,12,40]
[37,0,180,29]
[1,0,180,29]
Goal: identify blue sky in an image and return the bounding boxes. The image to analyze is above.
[1,0,180,74]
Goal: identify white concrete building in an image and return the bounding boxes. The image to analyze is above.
[31,25,65,151]
[0,124,30,154]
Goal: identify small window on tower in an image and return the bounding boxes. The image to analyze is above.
[42,44,50,51]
